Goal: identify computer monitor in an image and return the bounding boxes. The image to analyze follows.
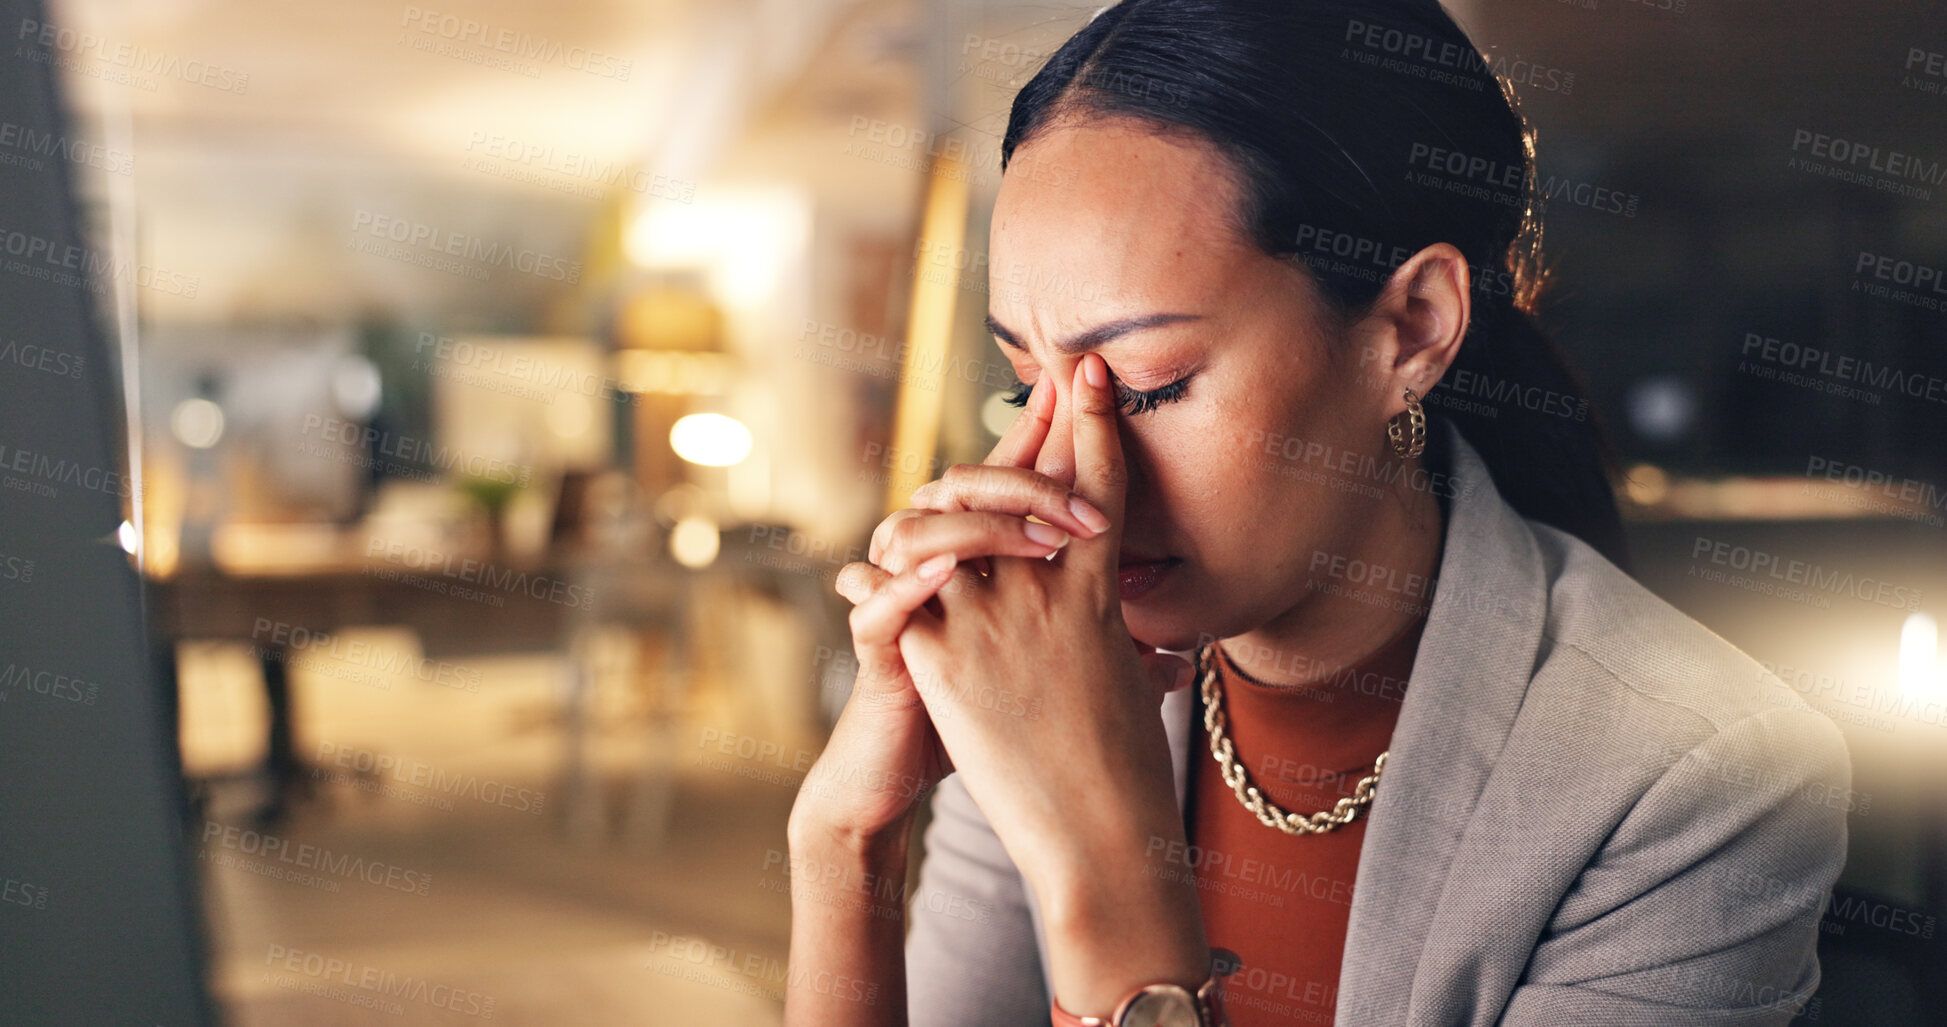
[0,1,216,1021]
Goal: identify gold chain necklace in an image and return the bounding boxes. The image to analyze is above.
[1196,645,1387,836]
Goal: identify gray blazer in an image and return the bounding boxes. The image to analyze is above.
[905,423,1851,1026]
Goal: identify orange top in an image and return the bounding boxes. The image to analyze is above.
[1186,612,1424,1027]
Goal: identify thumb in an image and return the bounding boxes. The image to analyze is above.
[1069,353,1127,573]
[1136,641,1195,704]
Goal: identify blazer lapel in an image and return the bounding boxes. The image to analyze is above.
[1334,426,1550,1026]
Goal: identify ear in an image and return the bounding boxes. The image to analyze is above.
[1348,243,1471,420]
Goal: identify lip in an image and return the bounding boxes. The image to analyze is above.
[1116,556,1181,601]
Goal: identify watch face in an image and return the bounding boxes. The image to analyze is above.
[1121,986,1201,1027]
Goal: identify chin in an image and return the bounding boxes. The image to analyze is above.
[1121,604,1207,653]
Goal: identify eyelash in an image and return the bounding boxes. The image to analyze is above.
[1002,374,1192,415]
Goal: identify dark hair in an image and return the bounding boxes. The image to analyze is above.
[1000,0,1629,569]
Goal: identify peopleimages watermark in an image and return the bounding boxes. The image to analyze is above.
[1802,455,1947,528]
[0,442,144,503]
[1762,658,1945,735]
[1292,223,1518,302]
[398,5,631,80]
[1689,535,1923,611]
[0,120,132,176]
[363,537,596,610]
[699,721,929,804]
[1789,128,1943,201]
[1404,142,1641,217]
[1191,634,1403,707]
[314,741,544,815]
[0,338,84,380]
[696,726,815,784]
[1240,428,1479,504]
[757,848,900,921]
[1143,835,1353,909]
[857,441,949,489]
[2,875,49,911]
[346,208,582,284]
[201,822,434,895]
[251,617,482,692]
[743,524,865,585]
[0,550,34,585]
[0,662,100,706]
[1737,331,1947,408]
[299,414,532,486]
[1715,864,1936,941]
[1904,47,1947,97]
[1641,737,1870,816]
[958,33,1046,86]
[646,930,880,1007]
[1341,18,1575,95]
[263,944,495,1019]
[15,18,250,94]
[757,848,995,925]
[1310,549,1436,606]
[844,117,1005,186]
[1851,250,1947,314]
[0,224,199,297]
[460,131,692,202]
[911,666,1044,722]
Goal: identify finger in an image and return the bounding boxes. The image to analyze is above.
[1069,353,1129,571]
[878,509,1071,576]
[834,561,892,605]
[847,554,957,693]
[982,373,1057,469]
[869,507,936,567]
[911,465,1110,538]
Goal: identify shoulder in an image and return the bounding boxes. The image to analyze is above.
[1523,518,1848,769]
[1477,521,1851,996]
[1471,517,1856,892]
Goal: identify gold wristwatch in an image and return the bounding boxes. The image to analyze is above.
[1048,972,1228,1027]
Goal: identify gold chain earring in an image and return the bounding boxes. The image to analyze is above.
[1387,388,1426,458]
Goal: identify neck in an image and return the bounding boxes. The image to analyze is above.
[1225,456,1445,687]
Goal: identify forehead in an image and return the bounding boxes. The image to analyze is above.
[989,117,1259,329]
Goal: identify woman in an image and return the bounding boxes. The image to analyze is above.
[786,1,1850,1024]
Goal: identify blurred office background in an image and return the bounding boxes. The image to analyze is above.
[12,0,1944,1022]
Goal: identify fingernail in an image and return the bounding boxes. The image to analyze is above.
[1083,353,1108,389]
[1069,495,1110,534]
[918,553,956,581]
[1024,521,1070,548]
[910,482,935,505]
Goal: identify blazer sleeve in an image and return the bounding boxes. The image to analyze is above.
[905,772,1052,1027]
[1499,705,1852,1027]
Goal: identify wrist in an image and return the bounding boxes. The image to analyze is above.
[1031,821,1209,1018]
[786,801,914,870]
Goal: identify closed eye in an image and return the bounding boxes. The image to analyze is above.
[1001,374,1193,415]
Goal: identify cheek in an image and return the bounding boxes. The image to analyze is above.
[1122,415,1260,526]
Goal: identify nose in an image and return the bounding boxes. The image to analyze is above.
[1034,374,1078,488]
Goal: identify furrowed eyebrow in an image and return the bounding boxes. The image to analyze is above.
[985,312,1202,355]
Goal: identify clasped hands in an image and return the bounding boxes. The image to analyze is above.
[799,353,1210,1016]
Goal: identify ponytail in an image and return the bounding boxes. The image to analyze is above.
[1434,305,1630,570]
